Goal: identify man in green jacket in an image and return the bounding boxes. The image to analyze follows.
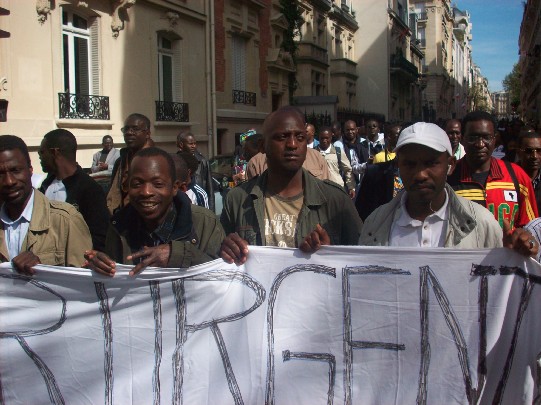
[0,135,92,275]
[84,147,225,276]
[220,106,362,264]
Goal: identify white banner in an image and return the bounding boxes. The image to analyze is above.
[1,246,541,404]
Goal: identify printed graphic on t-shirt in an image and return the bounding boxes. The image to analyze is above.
[504,190,518,202]
[264,192,304,248]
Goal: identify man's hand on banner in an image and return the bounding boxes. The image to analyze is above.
[84,250,116,276]
[11,251,41,275]
[126,244,171,276]
[299,224,330,253]
[220,233,249,265]
[503,219,539,257]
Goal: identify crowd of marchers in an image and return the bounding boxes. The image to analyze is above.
[0,107,539,278]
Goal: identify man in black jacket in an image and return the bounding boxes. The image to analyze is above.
[38,129,109,250]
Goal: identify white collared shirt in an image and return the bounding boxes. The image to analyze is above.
[44,178,67,202]
[389,190,449,247]
[0,190,35,259]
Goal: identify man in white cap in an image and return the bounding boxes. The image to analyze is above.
[299,122,538,256]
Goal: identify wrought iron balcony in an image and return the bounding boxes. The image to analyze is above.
[233,90,256,106]
[58,93,110,120]
[155,101,189,122]
[390,54,419,81]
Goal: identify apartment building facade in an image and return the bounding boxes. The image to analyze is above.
[410,0,456,121]
[349,0,423,123]
[519,0,541,127]
[0,0,214,170]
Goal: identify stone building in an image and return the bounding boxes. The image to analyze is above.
[291,0,358,125]
[0,0,214,169]
[350,0,424,123]
[519,0,541,127]
[492,91,511,120]
[451,6,472,119]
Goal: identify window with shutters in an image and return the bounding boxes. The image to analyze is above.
[155,33,188,122]
[231,35,255,105]
[157,33,182,102]
[62,10,98,95]
[231,35,246,91]
[59,10,108,119]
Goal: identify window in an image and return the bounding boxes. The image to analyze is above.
[334,28,342,58]
[231,35,247,91]
[155,33,187,121]
[312,70,326,96]
[158,34,181,101]
[62,10,98,95]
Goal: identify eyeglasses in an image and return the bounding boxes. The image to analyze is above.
[520,147,541,155]
[121,126,147,134]
[464,135,493,145]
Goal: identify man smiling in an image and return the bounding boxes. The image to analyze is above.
[84,147,224,276]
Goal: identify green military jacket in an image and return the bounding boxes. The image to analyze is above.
[106,194,225,268]
[220,169,363,246]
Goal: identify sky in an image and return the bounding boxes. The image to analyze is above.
[454,0,524,92]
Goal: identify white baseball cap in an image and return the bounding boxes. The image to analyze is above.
[394,122,452,155]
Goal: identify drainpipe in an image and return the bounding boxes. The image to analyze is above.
[206,0,217,157]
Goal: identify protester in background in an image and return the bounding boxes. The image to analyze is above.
[107,113,153,214]
[332,121,344,150]
[517,130,541,211]
[177,150,209,209]
[84,147,225,276]
[306,124,319,148]
[38,129,109,251]
[444,119,465,160]
[372,123,402,163]
[232,129,262,185]
[315,126,355,198]
[342,120,363,184]
[359,119,385,162]
[220,106,361,264]
[177,131,215,212]
[355,124,403,221]
[0,135,92,275]
[91,135,120,174]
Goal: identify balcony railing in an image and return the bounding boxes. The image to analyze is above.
[233,90,256,106]
[418,12,428,21]
[390,54,419,79]
[155,101,189,122]
[297,42,329,66]
[58,93,109,120]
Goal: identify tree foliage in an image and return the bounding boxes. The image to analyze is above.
[502,62,521,108]
[279,0,304,103]
[468,83,491,112]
